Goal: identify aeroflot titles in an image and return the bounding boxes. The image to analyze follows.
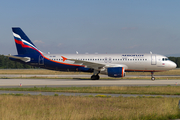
[122,54,144,57]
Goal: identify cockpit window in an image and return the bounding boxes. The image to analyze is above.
[162,58,169,61]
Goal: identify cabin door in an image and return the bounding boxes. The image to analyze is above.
[151,55,156,65]
[39,55,44,65]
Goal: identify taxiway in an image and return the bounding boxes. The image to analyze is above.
[0,78,179,88]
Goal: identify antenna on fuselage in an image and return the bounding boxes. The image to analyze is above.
[76,51,78,54]
[150,51,152,54]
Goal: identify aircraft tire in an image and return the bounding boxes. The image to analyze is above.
[151,77,155,81]
[96,75,100,80]
[91,75,100,80]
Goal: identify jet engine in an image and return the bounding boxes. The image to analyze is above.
[107,67,125,77]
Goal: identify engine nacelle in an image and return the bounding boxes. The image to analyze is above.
[107,67,125,77]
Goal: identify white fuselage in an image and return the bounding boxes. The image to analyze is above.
[44,53,176,72]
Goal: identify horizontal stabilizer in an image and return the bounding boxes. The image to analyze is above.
[5,55,31,62]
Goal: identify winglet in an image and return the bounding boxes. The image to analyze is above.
[61,56,67,62]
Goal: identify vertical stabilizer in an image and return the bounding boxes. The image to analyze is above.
[12,27,42,55]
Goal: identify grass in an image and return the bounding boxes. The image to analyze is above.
[0,95,180,120]
[126,69,180,76]
[0,69,91,75]
[1,76,180,80]
[0,69,180,119]
[0,69,179,75]
[2,86,180,95]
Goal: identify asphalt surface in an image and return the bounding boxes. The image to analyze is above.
[0,76,180,87]
[0,74,179,78]
[0,75,180,97]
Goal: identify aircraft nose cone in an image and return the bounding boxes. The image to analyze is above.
[171,62,177,69]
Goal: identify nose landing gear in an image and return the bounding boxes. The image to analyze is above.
[151,72,155,81]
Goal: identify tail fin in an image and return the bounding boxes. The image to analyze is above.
[12,27,42,55]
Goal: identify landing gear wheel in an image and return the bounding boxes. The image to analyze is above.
[151,77,155,81]
[151,72,155,81]
[91,75,100,80]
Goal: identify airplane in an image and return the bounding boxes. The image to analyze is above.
[6,27,177,80]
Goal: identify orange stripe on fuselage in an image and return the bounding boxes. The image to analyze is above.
[126,69,165,72]
[44,56,84,67]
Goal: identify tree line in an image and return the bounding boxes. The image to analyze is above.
[0,55,179,69]
[168,57,180,68]
[0,55,33,69]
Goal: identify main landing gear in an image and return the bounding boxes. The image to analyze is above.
[91,75,100,80]
[151,72,155,81]
[91,70,100,80]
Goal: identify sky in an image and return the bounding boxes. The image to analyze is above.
[1,0,180,56]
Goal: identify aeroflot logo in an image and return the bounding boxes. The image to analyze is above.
[122,55,144,57]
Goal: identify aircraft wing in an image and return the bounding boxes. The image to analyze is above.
[64,57,105,70]
[68,59,105,70]
[62,56,128,70]
[5,55,31,62]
